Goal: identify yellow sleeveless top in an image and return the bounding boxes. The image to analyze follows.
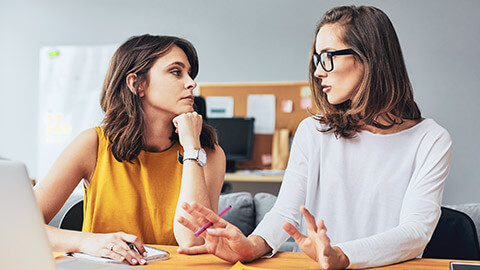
[82,126,182,245]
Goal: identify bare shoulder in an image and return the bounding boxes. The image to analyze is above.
[62,128,99,178]
[204,144,226,178]
[34,128,99,222]
[77,127,99,163]
[205,144,226,163]
[74,128,99,150]
[204,144,225,212]
[67,128,99,160]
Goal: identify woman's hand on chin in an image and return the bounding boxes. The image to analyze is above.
[172,112,202,149]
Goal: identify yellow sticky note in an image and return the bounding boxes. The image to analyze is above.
[230,261,271,270]
[300,86,312,97]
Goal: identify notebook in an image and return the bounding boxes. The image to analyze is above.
[0,160,137,269]
[70,245,169,263]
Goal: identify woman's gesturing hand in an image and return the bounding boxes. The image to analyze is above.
[176,202,258,263]
[282,206,350,270]
[79,232,147,265]
[172,112,203,150]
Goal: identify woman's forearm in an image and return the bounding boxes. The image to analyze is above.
[243,235,273,262]
[174,160,211,247]
[45,224,85,252]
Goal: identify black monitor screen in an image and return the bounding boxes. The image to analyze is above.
[207,117,254,161]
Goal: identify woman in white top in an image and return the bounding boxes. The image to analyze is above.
[177,5,452,269]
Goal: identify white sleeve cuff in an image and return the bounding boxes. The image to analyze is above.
[249,233,279,259]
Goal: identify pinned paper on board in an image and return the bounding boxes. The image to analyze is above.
[300,86,311,97]
[281,100,293,113]
[300,97,312,110]
[247,94,275,134]
[206,96,234,118]
[261,153,272,166]
[300,86,312,110]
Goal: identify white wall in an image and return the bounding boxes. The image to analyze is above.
[0,0,479,204]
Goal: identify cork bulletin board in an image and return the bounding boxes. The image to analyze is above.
[198,82,318,169]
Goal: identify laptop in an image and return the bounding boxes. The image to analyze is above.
[0,160,136,269]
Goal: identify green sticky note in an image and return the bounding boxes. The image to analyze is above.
[48,51,59,57]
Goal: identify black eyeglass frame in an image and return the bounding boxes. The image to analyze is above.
[313,48,357,72]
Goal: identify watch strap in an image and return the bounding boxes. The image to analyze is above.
[181,148,207,167]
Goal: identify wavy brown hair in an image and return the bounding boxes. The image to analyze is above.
[309,6,421,138]
[100,34,217,162]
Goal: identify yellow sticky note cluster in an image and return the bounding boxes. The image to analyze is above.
[44,113,72,143]
[46,124,72,133]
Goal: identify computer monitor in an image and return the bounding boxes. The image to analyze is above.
[207,117,254,172]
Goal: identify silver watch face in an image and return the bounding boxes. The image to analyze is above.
[197,148,207,166]
[183,148,207,167]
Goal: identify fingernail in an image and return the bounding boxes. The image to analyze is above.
[206,228,215,233]
[132,259,137,264]
[140,259,146,264]
[143,252,148,257]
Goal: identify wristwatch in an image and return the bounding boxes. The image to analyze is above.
[182,148,207,167]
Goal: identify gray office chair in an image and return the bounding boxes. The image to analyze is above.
[423,206,480,260]
[59,200,84,231]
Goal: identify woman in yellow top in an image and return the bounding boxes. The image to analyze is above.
[34,34,226,265]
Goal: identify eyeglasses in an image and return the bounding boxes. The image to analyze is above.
[312,49,357,72]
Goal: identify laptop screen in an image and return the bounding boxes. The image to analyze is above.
[0,160,57,269]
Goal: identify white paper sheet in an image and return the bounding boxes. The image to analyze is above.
[70,245,168,264]
[247,94,276,134]
[206,96,234,118]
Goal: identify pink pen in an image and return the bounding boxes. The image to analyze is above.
[194,205,232,237]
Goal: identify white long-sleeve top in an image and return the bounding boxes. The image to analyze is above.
[252,117,452,269]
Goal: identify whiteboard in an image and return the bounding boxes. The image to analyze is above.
[37,45,117,183]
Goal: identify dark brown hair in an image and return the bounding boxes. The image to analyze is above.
[100,34,217,162]
[309,6,421,138]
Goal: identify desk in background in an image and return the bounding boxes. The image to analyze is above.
[224,171,284,195]
[225,171,284,183]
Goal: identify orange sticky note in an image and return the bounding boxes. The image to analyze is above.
[230,261,270,270]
